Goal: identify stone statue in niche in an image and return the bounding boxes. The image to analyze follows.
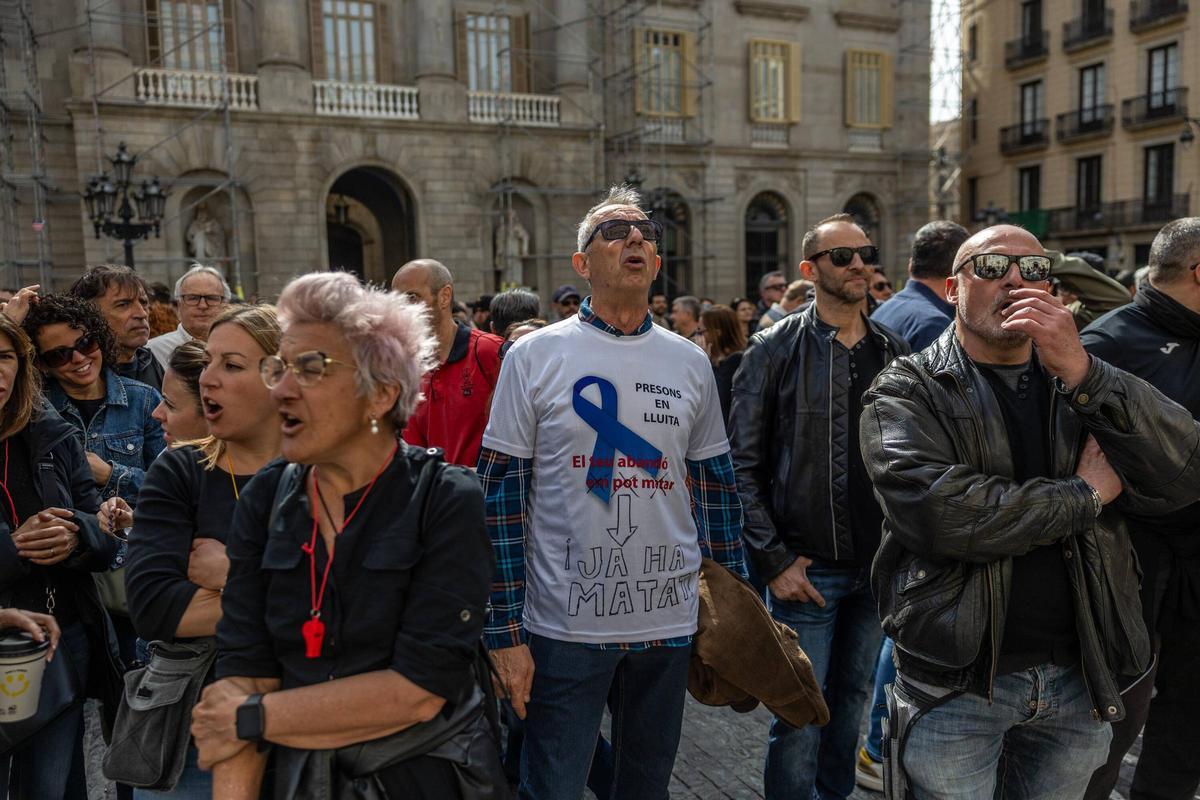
[186,202,227,263]
[493,208,531,287]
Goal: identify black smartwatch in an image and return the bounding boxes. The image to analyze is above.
[235,693,266,743]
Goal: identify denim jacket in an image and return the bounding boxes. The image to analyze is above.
[46,369,166,505]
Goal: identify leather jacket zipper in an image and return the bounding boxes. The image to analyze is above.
[948,369,999,702]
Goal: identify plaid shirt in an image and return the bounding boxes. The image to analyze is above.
[479,297,746,651]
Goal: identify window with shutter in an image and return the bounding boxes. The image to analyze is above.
[636,28,691,117]
[749,40,800,123]
[844,49,893,129]
[144,0,236,71]
[457,12,530,93]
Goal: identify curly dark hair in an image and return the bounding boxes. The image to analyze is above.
[22,293,120,374]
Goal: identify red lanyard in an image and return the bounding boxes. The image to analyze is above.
[300,441,398,658]
[0,440,20,529]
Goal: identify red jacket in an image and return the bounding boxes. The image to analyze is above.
[403,323,503,467]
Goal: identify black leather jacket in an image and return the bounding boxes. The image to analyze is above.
[729,305,908,580]
[861,328,1200,721]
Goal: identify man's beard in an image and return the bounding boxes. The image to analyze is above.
[957,292,1027,348]
[815,265,868,305]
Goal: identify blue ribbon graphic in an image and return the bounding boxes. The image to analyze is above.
[572,376,663,504]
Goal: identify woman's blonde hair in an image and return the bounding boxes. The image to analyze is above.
[0,315,41,440]
[182,304,281,470]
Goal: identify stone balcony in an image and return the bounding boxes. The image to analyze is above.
[467,91,560,127]
[134,68,259,110]
[313,80,419,120]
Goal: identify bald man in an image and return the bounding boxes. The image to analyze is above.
[860,225,1200,799]
[392,259,503,466]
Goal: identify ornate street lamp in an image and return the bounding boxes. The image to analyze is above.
[81,142,168,269]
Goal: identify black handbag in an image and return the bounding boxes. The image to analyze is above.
[101,637,217,790]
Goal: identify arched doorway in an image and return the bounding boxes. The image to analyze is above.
[325,167,416,283]
[744,192,789,297]
[843,192,882,245]
[646,188,691,296]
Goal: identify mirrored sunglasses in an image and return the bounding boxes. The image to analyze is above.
[955,253,1052,282]
[582,218,664,249]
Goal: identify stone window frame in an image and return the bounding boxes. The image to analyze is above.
[748,39,801,124]
[454,9,532,94]
[633,27,696,117]
[144,0,237,72]
[844,49,893,129]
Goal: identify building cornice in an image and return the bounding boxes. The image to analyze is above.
[832,10,903,32]
[734,1,811,22]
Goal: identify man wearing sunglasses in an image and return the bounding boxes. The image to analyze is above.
[479,185,745,800]
[729,212,909,800]
[861,224,1200,799]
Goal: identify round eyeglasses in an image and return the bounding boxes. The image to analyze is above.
[260,351,356,389]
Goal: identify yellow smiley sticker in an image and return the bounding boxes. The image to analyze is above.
[1,672,29,698]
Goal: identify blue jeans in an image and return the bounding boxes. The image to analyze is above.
[764,562,882,800]
[902,662,1112,799]
[865,637,895,762]
[4,622,90,800]
[518,635,690,800]
[132,745,212,799]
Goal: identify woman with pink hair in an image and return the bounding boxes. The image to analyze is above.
[191,272,501,798]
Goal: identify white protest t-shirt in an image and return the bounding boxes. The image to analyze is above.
[482,316,730,644]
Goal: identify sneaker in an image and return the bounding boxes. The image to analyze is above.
[855,746,884,792]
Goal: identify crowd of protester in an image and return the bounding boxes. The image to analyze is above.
[0,186,1196,800]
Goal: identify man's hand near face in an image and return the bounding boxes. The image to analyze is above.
[999,287,1091,388]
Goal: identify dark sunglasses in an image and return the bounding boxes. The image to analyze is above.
[582,218,664,249]
[955,253,1052,282]
[872,280,892,289]
[808,245,879,267]
[39,332,101,369]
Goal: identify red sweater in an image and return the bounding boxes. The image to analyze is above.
[402,323,503,467]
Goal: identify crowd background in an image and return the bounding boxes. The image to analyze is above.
[0,191,1193,800]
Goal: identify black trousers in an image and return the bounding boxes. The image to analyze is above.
[1085,606,1200,800]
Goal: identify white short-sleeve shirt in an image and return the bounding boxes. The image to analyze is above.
[482,316,730,644]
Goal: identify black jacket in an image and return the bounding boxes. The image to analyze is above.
[0,404,124,721]
[113,346,165,392]
[861,328,1200,721]
[1081,286,1200,625]
[729,305,908,580]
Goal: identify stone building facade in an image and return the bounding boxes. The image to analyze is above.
[8,0,931,303]
[960,0,1194,270]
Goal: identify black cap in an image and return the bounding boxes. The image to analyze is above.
[553,285,581,304]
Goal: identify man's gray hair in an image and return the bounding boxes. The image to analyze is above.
[1147,217,1200,285]
[576,185,644,252]
[758,270,785,292]
[174,263,232,301]
[672,295,701,321]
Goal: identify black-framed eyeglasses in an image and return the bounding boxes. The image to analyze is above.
[260,351,356,389]
[807,245,880,267]
[39,332,101,369]
[582,218,664,249]
[954,253,1052,282]
[180,293,225,307]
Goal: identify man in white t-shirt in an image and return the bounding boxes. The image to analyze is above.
[479,185,746,800]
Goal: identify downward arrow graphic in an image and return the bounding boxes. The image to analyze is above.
[606,494,638,547]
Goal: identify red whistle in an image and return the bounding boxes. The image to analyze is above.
[302,616,325,658]
[300,541,314,555]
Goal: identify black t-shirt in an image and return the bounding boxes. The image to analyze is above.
[67,395,106,428]
[845,335,887,567]
[125,445,252,642]
[979,361,1077,674]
